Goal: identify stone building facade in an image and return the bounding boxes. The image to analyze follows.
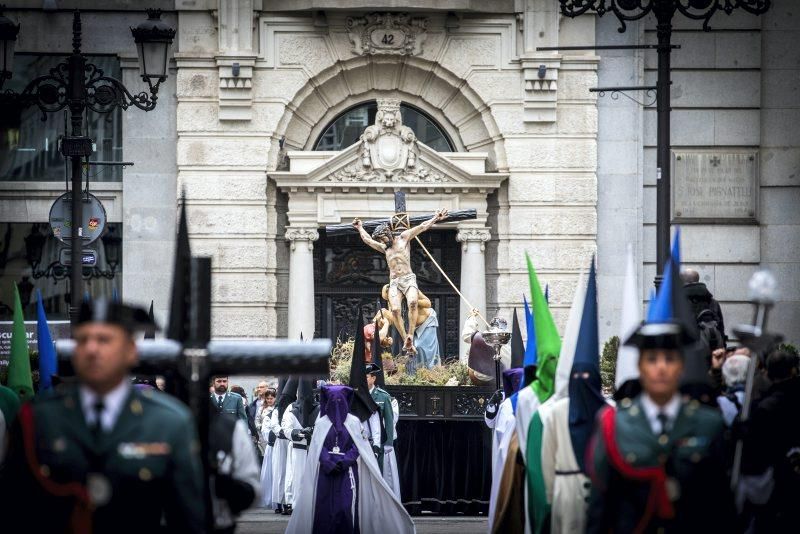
[0,1,797,349]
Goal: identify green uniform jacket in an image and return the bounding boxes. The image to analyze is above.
[211,391,248,424]
[0,385,205,533]
[586,395,735,533]
[371,386,395,446]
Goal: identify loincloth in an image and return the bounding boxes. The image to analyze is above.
[388,273,418,299]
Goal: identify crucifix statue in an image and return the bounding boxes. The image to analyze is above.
[352,192,448,354]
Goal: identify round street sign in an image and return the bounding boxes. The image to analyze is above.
[49,192,107,245]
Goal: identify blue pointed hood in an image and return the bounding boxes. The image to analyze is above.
[626,229,697,349]
[568,258,606,473]
[646,257,675,323]
[523,294,537,368]
[36,290,57,392]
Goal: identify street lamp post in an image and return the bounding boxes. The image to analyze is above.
[0,8,175,322]
[555,0,770,285]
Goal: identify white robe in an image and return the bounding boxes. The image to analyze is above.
[515,385,543,534]
[383,397,402,500]
[539,397,591,534]
[269,409,289,505]
[281,408,308,508]
[286,414,416,534]
[258,406,275,507]
[487,398,515,533]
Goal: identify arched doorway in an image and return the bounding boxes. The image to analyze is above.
[270,97,506,352]
[311,100,462,356]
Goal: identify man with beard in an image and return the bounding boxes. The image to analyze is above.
[210,375,247,424]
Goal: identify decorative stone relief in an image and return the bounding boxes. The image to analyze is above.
[216,0,257,120]
[456,227,492,252]
[285,226,319,250]
[326,160,451,183]
[346,13,428,56]
[322,98,455,183]
[521,56,561,123]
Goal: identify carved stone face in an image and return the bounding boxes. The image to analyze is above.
[380,111,397,129]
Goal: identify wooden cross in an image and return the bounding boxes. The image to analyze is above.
[324,191,476,236]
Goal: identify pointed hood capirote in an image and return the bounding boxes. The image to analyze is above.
[320,384,353,433]
[510,308,525,370]
[167,193,192,343]
[526,253,561,403]
[522,294,538,388]
[276,377,299,421]
[614,245,641,401]
[502,368,524,398]
[296,378,316,427]
[348,312,380,422]
[567,258,606,474]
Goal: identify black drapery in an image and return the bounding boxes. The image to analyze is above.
[396,420,491,515]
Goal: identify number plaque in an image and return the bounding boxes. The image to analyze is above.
[371,29,404,49]
[346,13,428,57]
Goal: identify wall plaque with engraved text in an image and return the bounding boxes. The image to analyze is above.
[672,150,758,223]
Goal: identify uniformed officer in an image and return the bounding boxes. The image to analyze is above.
[366,363,394,473]
[0,299,205,533]
[586,321,735,533]
[210,375,248,424]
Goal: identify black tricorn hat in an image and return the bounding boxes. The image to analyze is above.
[77,299,158,334]
[623,322,685,352]
[365,362,382,375]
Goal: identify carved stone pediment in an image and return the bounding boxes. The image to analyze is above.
[326,159,450,183]
[346,13,428,56]
[270,98,507,194]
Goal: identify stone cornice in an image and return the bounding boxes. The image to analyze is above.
[270,143,507,194]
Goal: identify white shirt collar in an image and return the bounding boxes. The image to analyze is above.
[79,379,132,432]
[640,393,681,435]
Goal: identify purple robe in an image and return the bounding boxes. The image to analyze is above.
[313,386,361,534]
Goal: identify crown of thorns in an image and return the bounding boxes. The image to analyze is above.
[372,223,393,240]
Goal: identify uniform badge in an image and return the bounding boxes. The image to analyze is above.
[87,473,112,506]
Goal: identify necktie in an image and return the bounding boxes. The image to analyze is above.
[91,399,105,437]
[217,395,224,410]
[657,411,669,435]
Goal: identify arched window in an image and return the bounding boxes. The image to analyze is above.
[314,101,454,152]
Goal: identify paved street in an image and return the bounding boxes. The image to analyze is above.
[237,509,488,534]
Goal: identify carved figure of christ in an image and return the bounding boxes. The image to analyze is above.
[352,207,448,354]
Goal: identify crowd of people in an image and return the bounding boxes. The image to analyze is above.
[0,298,412,533]
[481,237,799,534]
[0,229,797,534]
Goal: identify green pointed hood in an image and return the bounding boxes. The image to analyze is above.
[7,284,33,400]
[526,254,561,403]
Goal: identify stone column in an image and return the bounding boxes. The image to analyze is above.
[456,227,491,362]
[285,226,319,339]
